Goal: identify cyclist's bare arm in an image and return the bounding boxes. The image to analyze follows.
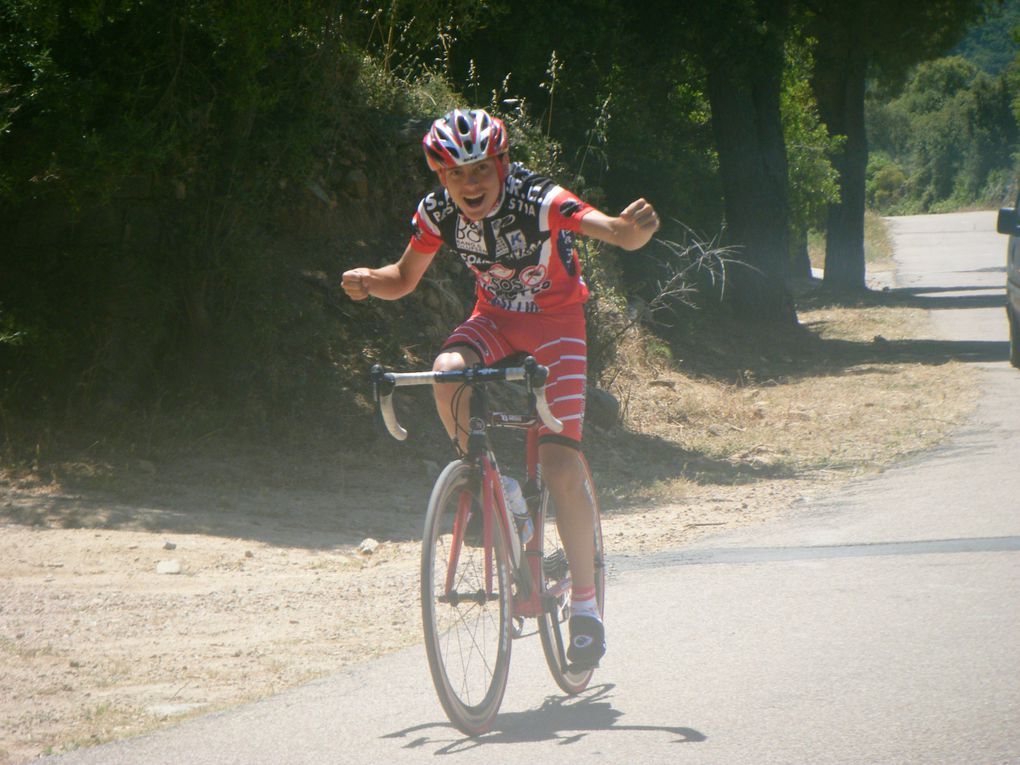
[341,242,434,301]
[579,198,660,251]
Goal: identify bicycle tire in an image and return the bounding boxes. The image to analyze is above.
[537,453,605,694]
[421,460,512,735]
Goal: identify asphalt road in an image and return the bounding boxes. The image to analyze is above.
[44,212,1020,764]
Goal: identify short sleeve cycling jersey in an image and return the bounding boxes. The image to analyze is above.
[408,162,594,314]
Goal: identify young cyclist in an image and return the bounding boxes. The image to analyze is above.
[342,107,658,669]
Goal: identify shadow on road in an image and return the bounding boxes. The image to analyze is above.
[802,283,1005,312]
[381,684,706,751]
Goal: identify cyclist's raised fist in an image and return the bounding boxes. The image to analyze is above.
[342,268,373,300]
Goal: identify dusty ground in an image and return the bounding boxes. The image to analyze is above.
[0,278,978,763]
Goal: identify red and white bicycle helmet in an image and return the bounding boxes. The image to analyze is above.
[422,108,509,172]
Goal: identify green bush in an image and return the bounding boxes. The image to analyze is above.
[866,154,909,212]
[867,55,1019,213]
[0,1,622,444]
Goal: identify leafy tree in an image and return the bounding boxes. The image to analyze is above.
[0,2,375,412]
[446,0,725,306]
[952,0,1020,74]
[868,55,1017,211]
[806,0,992,292]
[782,31,842,278]
[1004,26,1020,133]
[453,1,841,323]
[678,0,798,323]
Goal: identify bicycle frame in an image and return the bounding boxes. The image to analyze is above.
[372,359,565,626]
[458,377,540,617]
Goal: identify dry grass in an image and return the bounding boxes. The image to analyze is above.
[585,289,974,520]
[808,210,895,271]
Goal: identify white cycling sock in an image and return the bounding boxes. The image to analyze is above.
[570,586,601,621]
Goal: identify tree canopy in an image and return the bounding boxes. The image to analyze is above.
[1,0,1017,426]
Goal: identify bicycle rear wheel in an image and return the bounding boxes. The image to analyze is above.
[537,453,605,694]
[421,460,512,735]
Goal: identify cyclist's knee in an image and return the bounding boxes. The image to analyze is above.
[433,345,480,374]
[540,444,585,495]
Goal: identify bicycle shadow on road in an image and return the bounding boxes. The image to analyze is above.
[381,684,705,752]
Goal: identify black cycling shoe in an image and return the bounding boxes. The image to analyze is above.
[566,615,605,670]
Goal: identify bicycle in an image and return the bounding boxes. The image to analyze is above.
[371,355,605,735]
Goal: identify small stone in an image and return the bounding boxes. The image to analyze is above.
[244,550,254,559]
[147,703,208,719]
[163,541,177,551]
[358,538,380,556]
[586,385,621,430]
[156,560,182,575]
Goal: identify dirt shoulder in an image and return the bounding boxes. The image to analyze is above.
[0,279,976,763]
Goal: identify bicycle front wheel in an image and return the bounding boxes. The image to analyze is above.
[537,453,605,694]
[421,460,512,735]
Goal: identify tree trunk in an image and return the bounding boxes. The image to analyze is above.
[813,38,869,292]
[706,63,797,324]
[790,226,812,280]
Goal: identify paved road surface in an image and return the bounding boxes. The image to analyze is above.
[44,212,1020,764]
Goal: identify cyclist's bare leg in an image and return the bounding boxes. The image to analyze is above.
[539,442,596,593]
[433,345,481,453]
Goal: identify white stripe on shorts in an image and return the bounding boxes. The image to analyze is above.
[546,374,586,388]
[552,394,585,404]
[535,336,586,352]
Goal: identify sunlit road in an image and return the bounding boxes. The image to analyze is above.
[44,212,1020,764]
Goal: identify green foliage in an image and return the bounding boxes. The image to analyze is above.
[9,0,1004,440]
[865,153,909,210]
[447,0,722,235]
[0,2,442,425]
[952,0,1020,74]
[1007,26,1020,134]
[337,1,507,78]
[867,55,1018,212]
[781,32,842,235]
[0,0,603,438]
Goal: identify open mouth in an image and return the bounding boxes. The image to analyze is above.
[463,194,486,209]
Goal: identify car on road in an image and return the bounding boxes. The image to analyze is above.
[996,196,1020,369]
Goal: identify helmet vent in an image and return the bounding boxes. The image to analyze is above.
[422,108,508,170]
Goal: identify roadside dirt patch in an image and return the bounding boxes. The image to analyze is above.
[0,292,977,763]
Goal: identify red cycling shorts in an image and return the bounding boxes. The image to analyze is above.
[442,303,587,446]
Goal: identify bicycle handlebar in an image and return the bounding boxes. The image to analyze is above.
[370,356,564,441]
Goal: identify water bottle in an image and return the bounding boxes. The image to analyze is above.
[500,475,534,546]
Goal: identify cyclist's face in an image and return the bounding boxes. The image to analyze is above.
[439,156,505,221]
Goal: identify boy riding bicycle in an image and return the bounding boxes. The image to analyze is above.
[342,107,659,669]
